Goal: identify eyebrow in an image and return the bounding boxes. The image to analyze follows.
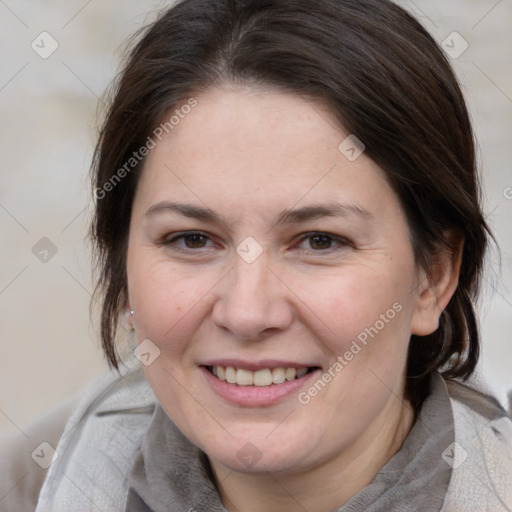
[145,202,223,222]
[144,201,373,226]
[275,202,373,225]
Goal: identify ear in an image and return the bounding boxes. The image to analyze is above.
[410,231,463,336]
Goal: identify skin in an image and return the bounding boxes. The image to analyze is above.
[125,86,461,512]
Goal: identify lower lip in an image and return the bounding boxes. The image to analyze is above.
[201,366,321,407]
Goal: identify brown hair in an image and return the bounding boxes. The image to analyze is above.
[89,0,491,411]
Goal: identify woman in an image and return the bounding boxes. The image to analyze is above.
[11,0,512,510]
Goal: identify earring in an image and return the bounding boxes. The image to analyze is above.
[128,310,135,332]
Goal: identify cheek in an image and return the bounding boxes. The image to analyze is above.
[127,256,215,349]
[297,264,416,408]
[352,289,414,388]
[303,273,414,433]
[295,264,415,346]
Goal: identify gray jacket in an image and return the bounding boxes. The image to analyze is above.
[2,363,512,511]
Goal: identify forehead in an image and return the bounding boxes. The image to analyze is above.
[134,86,398,223]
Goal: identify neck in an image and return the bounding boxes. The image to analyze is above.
[209,395,415,512]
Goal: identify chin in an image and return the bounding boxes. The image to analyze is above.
[211,449,305,475]
[202,431,314,476]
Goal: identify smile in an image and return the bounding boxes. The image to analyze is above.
[201,359,323,406]
[207,365,313,386]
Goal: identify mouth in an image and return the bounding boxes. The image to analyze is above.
[204,365,320,387]
[201,362,323,406]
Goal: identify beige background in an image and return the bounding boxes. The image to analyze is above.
[1,0,511,436]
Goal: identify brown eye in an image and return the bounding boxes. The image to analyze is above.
[294,232,351,253]
[163,231,215,250]
[183,233,209,248]
[309,234,333,250]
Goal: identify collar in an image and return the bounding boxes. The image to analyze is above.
[126,374,454,512]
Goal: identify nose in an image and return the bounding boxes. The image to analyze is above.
[211,254,294,340]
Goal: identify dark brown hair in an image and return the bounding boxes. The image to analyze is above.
[89,0,491,411]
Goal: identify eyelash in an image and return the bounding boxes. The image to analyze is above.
[162,232,217,251]
[161,231,352,253]
[296,232,352,252]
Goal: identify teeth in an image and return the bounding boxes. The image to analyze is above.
[236,368,253,386]
[272,367,286,384]
[210,365,310,386]
[285,368,296,381]
[296,368,308,378]
[253,369,272,386]
[225,366,236,384]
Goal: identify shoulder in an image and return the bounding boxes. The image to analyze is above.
[34,364,157,511]
[0,364,156,512]
[0,389,82,512]
[442,378,512,511]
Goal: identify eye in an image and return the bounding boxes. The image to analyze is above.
[163,231,215,250]
[295,232,351,251]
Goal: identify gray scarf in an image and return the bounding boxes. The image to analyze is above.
[126,375,453,511]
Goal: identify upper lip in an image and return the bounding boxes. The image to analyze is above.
[201,359,321,371]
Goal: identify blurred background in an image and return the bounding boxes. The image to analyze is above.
[0,0,511,436]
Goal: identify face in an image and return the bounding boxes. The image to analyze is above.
[126,86,426,476]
